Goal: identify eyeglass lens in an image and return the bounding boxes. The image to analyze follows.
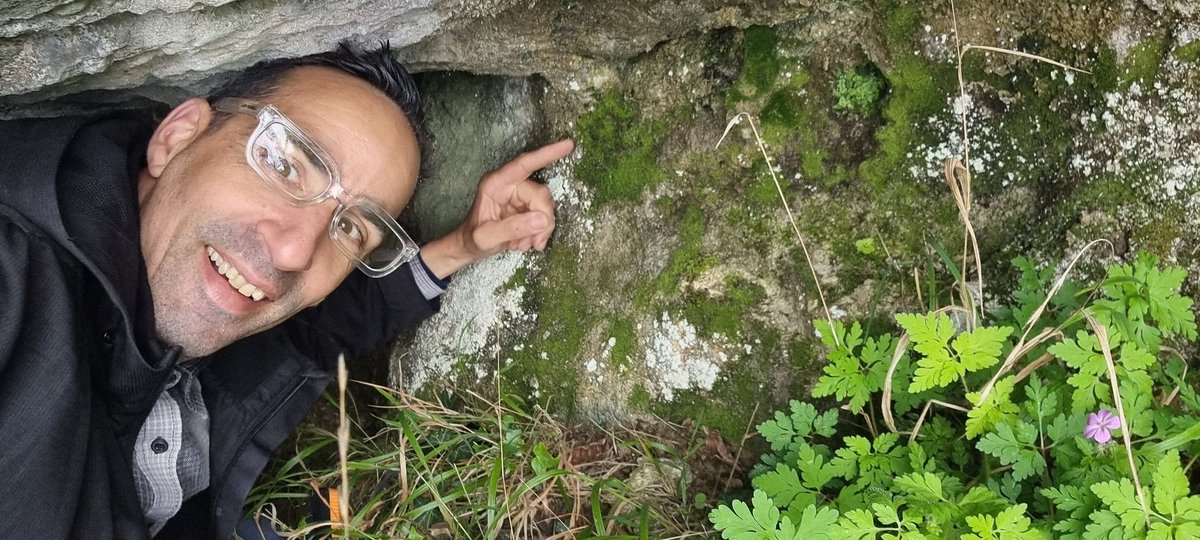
[251,120,416,273]
[252,122,331,201]
[331,205,414,271]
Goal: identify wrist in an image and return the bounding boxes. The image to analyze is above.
[419,230,475,279]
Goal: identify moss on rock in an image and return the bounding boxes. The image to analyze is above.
[575,91,664,205]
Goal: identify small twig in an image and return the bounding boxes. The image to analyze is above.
[1012,353,1055,384]
[913,267,924,309]
[1160,346,1188,406]
[907,399,969,444]
[944,158,982,327]
[724,402,760,493]
[862,410,878,439]
[881,333,911,434]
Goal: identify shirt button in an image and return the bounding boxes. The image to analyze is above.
[151,437,169,454]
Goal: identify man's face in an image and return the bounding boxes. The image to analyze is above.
[138,66,421,357]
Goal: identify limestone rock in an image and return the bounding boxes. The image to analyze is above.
[0,0,821,111]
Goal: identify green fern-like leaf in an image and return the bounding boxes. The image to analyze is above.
[963,504,1043,539]
[976,421,1046,482]
[894,472,946,503]
[966,376,1020,439]
[754,464,810,512]
[831,433,909,489]
[896,312,957,393]
[1153,451,1189,518]
[1095,251,1198,351]
[833,508,886,539]
[812,321,894,414]
[1049,329,1157,416]
[898,313,1012,393]
[758,401,839,455]
[710,490,815,540]
[953,325,1014,372]
[1042,484,1100,539]
[1091,478,1148,537]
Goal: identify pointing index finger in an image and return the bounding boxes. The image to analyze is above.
[492,139,575,184]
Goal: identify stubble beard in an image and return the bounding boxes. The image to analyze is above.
[148,221,302,358]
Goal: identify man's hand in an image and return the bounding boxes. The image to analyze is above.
[420,139,575,278]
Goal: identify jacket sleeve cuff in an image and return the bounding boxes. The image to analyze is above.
[410,252,450,301]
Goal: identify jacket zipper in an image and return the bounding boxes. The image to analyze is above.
[211,375,309,515]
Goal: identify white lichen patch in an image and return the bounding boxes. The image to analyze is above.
[1069,73,1200,203]
[643,312,732,401]
[586,336,615,374]
[908,90,1025,186]
[406,251,533,389]
[545,151,596,238]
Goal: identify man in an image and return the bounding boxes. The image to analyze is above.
[0,42,572,538]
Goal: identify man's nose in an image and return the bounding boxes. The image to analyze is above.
[258,203,333,272]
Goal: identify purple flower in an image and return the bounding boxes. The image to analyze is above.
[1085,409,1121,444]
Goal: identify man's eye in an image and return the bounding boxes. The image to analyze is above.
[270,154,292,177]
[337,216,366,247]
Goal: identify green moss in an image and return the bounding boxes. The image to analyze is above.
[608,318,637,370]
[859,2,948,192]
[756,79,847,189]
[506,245,588,411]
[503,266,529,292]
[879,0,919,49]
[740,25,782,97]
[746,172,787,208]
[1090,46,1120,93]
[682,276,767,338]
[1121,35,1170,87]
[859,54,944,190]
[628,383,651,410]
[636,205,717,308]
[650,329,817,440]
[1175,40,1200,63]
[761,90,801,128]
[575,92,664,205]
[1137,210,1184,256]
[801,148,826,180]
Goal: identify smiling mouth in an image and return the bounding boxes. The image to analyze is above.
[207,246,269,301]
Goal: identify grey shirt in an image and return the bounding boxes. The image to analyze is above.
[133,365,208,536]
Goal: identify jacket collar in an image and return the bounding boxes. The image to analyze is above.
[0,113,178,371]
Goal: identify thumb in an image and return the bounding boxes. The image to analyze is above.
[472,212,549,254]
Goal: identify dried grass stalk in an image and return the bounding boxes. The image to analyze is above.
[974,239,1111,405]
[337,354,352,534]
[717,112,839,346]
[1083,311,1151,527]
[880,305,969,434]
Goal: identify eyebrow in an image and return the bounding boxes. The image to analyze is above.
[290,109,402,210]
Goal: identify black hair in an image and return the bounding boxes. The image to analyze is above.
[206,41,429,182]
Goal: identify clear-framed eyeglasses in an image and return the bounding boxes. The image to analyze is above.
[212,97,418,278]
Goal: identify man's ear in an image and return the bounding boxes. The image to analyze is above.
[146,97,214,178]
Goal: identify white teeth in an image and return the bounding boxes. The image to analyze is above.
[207,246,267,301]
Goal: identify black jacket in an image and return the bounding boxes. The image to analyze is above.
[0,114,437,539]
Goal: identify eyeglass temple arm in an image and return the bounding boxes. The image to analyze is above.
[212,97,264,115]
